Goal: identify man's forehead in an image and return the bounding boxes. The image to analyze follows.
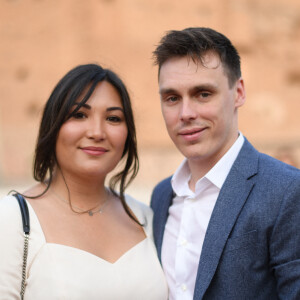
[158,52,230,89]
[159,53,223,80]
[200,50,221,69]
[160,51,222,72]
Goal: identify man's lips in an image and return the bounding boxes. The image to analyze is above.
[178,127,206,136]
[80,146,108,156]
[178,127,207,141]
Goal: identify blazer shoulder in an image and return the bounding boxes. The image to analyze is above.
[258,152,300,181]
[250,152,300,204]
[151,176,173,208]
[152,176,172,195]
[236,138,300,183]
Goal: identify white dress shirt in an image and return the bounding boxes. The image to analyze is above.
[161,134,245,300]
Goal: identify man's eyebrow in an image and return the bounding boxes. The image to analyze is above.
[159,84,217,96]
[190,84,218,93]
[159,88,178,95]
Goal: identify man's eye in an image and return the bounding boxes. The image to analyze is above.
[73,112,86,119]
[167,96,179,102]
[200,92,211,98]
[107,116,121,123]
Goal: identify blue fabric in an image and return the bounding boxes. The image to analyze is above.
[151,138,300,300]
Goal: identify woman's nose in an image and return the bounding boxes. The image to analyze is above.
[86,118,106,141]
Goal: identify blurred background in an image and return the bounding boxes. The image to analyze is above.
[0,0,299,202]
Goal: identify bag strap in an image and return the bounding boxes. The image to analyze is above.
[14,193,30,300]
[15,193,30,234]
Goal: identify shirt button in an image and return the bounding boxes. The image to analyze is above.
[180,239,188,246]
[181,284,187,291]
[187,197,195,202]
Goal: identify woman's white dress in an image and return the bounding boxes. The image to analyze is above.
[0,195,168,299]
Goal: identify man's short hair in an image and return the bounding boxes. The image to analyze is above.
[153,27,241,87]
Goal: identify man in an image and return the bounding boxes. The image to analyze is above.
[151,27,300,300]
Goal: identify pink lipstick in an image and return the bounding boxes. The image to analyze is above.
[81,146,108,156]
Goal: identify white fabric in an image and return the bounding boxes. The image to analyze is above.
[161,134,244,300]
[0,194,168,300]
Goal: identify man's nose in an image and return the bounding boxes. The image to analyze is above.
[180,98,197,122]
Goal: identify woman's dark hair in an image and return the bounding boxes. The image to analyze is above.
[153,27,241,87]
[33,63,139,223]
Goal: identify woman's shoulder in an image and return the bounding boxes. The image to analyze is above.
[0,194,19,204]
[0,193,45,243]
[0,194,38,237]
[125,194,153,217]
[0,194,22,222]
[125,194,153,231]
[0,194,27,260]
[0,195,25,297]
[0,192,46,257]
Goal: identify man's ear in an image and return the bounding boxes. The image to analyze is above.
[234,78,246,108]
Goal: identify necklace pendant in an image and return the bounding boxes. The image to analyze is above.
[88,211,93,216]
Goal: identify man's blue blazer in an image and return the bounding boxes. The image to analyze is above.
[151,138,300,300]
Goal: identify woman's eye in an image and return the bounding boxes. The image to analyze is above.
[107,116,122,123]
[73,112,87,119]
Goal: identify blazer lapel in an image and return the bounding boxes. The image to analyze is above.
[152,179,174,261]
[193,139,259,299]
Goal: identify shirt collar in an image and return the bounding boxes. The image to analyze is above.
[171,133,245,196]
[171,159,193,197]
[205,133,244,189]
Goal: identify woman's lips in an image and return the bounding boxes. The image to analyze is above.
[80,146,108,156]
[178,127,206,142]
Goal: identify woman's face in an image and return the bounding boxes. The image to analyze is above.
[55,81,128,180]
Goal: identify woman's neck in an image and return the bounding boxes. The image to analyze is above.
[49,169,109,210]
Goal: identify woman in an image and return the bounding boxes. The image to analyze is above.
[0,64,168,299]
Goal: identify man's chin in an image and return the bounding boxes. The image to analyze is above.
[176,144,206,160]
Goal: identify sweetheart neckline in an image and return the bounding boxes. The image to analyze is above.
[45,238,148,265]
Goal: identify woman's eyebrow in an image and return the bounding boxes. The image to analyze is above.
[74,102,91,109]
[107,106,124,112]
[73,104,123,112]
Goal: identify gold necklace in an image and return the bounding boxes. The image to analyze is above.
[50,187,110,216]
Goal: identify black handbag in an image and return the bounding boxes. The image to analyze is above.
[14,193,30,300]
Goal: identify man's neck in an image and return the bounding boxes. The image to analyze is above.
[187,134,242,192]
[187,158,214,192]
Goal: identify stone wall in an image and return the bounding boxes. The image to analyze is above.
[0,0,299,199]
